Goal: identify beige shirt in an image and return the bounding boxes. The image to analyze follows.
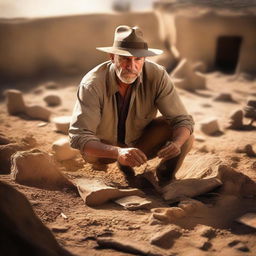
[69,60,194,151]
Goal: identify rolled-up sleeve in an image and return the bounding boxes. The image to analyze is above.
[69,80,102,151]
[155,70,194,133]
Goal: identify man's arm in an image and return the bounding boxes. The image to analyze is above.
[157,126,191,160]
[84,140,147,167]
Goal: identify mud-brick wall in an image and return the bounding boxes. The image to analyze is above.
[0,12,163,81]
[174,13,256,73]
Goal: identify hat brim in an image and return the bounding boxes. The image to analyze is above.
[96,47,163,57]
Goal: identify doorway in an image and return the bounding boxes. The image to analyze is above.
[215,36,242,73]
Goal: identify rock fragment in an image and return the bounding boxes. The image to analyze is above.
[0,134,11,145]
[200,117,221,135]
[151,207,186,222]
[25,105,51,121]
[213,93,235,102]
[6,89,26,115]
[246,97,256,108]
[0,143,29,174]
[52,116,72,134]
[236,212,256,229]
[0,181,73,256]
[11,149,74,190]
[44,94,61,107]
[235,144,256,157]
[96,237,164,256]
[150,226,182,249]
[52,137,79,161]
[115,195,152,210]
[161,178,222,203]
[227,109,243,129]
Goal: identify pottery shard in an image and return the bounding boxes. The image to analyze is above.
[52,137,79,161]
[75,178,144,207]
[200,117,220,135]
[44,94,61,107]
[11,149,74,190]
[6,89,26,115]
[150,226,182,249]
[52,116,72,134]
[25,105,51,121]
[228,109,243,129]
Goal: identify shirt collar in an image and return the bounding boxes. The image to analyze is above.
[107,62,143,96]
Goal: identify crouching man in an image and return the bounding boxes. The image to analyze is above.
[69,25,194,185]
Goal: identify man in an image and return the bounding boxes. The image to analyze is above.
[69,25,194,184]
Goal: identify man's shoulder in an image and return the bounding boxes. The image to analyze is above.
[80,60,111,88]
[144,59,166,72]
[143,59,167,83]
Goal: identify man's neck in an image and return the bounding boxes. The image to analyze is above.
[118,81,130,98]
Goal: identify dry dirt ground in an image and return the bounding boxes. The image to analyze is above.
[0,71,256,256]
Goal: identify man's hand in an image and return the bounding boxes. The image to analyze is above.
[117,147,147,167]
[157,141,181,160]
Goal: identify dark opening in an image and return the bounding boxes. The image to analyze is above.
[215,36,242,73]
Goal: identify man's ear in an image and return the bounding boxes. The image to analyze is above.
[109,54,115,63]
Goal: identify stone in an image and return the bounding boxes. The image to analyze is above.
[52,137,79,161]
[196,225,217,239]
[227,109,243,129]
[44,94,61,107]
[236,212,256,229]
[171,58,206,91]
[75,178,144,207]
[213,93,235,102]
[161,177,222,202]
[174,155,222,180]
[52,116,72,134]
[11,149,75,190]
[0,143,28,174]
[178,198,205,214]
[25,105,51,121]
[246,97,256,108]
[6,89,26,115]
[195,135,206,142]
[200,117,221,135]
[151,207,186,222]
[0,134,11,145]
[150,226,182,249]
[96,237,164,256]
[43,81,59,89]
[115,195,152,210]
[235,144,256,157]
[244,106,256,119]
[0,181,73,256]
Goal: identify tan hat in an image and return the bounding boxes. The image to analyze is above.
[96,25,163,57]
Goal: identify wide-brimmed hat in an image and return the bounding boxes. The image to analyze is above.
[96,25,163,57]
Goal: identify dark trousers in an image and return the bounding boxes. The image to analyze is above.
[82,117,194,183]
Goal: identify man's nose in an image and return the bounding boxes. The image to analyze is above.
[127,59,136,70]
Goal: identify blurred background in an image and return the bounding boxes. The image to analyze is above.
[0,0,255,84]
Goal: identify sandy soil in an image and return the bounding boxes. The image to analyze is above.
[0,71,256,256]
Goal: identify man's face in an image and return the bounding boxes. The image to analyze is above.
[111,54,145,84]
